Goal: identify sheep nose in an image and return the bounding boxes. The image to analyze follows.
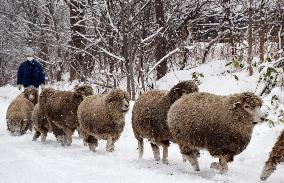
[252,122,258,125]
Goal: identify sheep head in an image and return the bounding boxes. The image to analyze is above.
[7,118,28,136]
[74,85,93,99]
[168,80,199,101]
[230,92,265,124]
[23,87,38,104]
[106,89,130,112]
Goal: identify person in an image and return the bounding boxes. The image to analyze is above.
[17,47,45,90]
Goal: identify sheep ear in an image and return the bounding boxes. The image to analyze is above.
[233,102,242,108]
[106,95,115,103]
[229,102,242,110]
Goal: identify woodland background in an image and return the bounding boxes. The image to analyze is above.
[0,0,283,99]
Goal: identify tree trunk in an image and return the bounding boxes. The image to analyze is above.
[138,1,151,92]
[67,0,87,81]
[259,0,266,63]
[121,2,131,96]
[127,0,136,100]
[259,28,265,63]
[106,0,116,87]
[121,0,135,99]
[38,6,50,80]
[155,0,167,80]
[247,0,253,76]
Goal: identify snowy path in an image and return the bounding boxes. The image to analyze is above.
[1,61,284,183]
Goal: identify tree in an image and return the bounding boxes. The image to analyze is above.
[247,0,253,76]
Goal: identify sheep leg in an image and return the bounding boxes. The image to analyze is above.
[260,162,277,181]
[60,135,67,146]
[137,137,144,159]
[64,128,74,146]
[82,130,89,146]
[87,136,98,152]
[52,125,65,143]
[41,132,47,142]
[106,138,115,152]
[150,143,160,161]
[28,121,33,132]
[77,127,82,138]
[162,146,169,164]
[210,156,228,174]
[32,131,41,141]
[182,151,200,171]
[162,140,170,164]
[219,156,228,174]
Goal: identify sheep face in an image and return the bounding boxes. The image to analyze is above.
[169,80,199,100]
[243,105,264,124]
[121,98,130,112]
[106,89,130,112]
[74,85,93,99]
[23,87,38,104]
[232,92,264,124]
[8,119,28,136]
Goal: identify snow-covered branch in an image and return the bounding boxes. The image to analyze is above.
[145,48,180,78]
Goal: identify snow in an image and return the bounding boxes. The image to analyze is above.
[157,60,259,95]
[1,61,284,183]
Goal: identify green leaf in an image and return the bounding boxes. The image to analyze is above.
[233,75,239,81]
[225,62,232,66]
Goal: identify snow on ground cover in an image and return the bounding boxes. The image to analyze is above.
[0,61,284,183]
[157,60,259,94]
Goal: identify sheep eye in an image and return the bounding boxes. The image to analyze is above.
[244,105,250,109]
[182,89,187,94]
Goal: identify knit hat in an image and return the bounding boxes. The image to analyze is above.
[24,47,35,57]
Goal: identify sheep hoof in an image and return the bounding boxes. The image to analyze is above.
[106,147,114,152]
[41,136,47,142]
[89,143,97,152]
[194,167,200,171]
[182,154,187,162]
[210,162,227,174]
[220,168,228,174]
[162,159,169,165]
[83,141,88,146]
[32,136,38,141]
[90,148,96,152]
[154,157,160,161]
[210,162,219,169]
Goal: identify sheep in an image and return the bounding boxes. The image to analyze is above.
[132,80,199,163]
[78,89,130,152]
[39,85,93,146]
[32,103,64,142]
[167,92,264,174]
[260,130,284,181]
[6,87,38,135]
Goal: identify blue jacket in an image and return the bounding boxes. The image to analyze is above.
[17,59,45,88]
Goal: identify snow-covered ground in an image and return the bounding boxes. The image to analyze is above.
[1,61,283,183]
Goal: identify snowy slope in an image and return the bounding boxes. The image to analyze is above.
[1,62,284,183]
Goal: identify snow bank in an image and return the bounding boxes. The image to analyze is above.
[157,60,259,95]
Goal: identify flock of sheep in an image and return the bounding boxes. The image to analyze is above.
[5,81,284,181]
